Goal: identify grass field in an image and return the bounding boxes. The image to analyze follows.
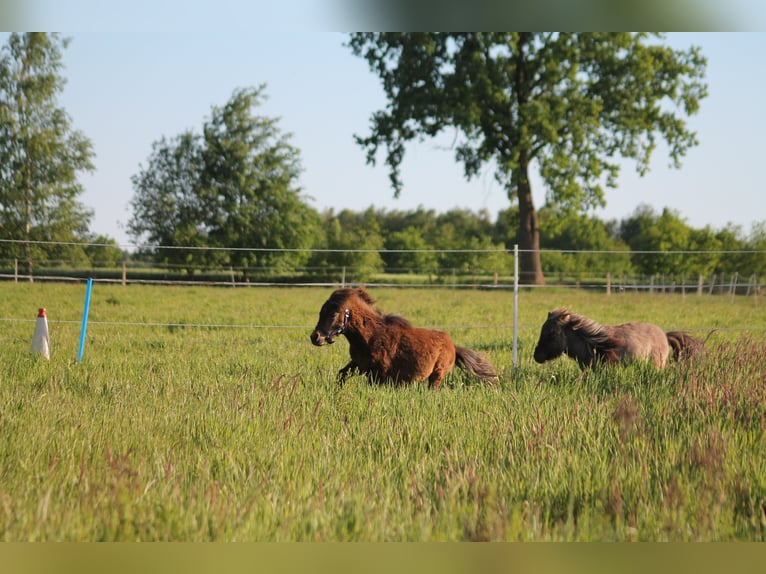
[0,281,764,541]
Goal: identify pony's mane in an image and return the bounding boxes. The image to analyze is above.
[332,288,410,325]
[550,307,613,346]
[330,287,377,307]
[384,314,413,328]
[353,287,376,306]
[329,287,415,329]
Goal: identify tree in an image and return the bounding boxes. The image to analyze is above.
[619,204,696,276]
[384,227,438,274]
[743,222,766,278]
[199,87,317,276]
[421,209,509,277]
[0,33,95,274]
[539,206,632,279]
[307,208,385,282]
[686,225,723,277]
[82,234,124,268]
[128,132,216,274]
[376,205,438,239]
[348,33,707,284]
[713,223,748,276]
[129,86,318,278]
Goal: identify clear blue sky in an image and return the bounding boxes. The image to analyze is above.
[4,30,766,246]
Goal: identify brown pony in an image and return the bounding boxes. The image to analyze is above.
[533,308,703,370]
[310,287,498,388]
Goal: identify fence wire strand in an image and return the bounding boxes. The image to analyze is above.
[2,242,765,352]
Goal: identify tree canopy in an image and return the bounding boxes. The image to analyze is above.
[308,204,765,283]
[128,85,317,276]
[348,32,707,284]
[0,32,95,272]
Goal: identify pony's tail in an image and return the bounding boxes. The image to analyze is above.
[455,346,499,385]
[666,330,713,361]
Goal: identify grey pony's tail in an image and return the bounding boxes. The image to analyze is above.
[455,346,499,385]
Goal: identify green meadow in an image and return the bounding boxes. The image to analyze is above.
[0,282,764,541]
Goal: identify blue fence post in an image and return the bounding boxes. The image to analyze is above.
[77,277,93,363]
[513,244,518,369]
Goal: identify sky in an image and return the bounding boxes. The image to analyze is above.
[3,29,766,247]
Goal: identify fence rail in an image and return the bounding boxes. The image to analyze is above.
[3,244,766,368]
[0,267,762,297]
[1,241,764,297]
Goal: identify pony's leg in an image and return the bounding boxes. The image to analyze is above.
[337,361,358,385]
[428,369,445,389]
[429,346,456,389]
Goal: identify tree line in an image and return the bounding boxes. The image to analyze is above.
[2,33,763,285]
[259,203,766,282]
[16,201,764,283]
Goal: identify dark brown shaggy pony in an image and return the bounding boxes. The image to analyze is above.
[310,287,498,388]
[533,308,704,370]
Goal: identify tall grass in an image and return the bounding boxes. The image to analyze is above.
[0,282,764,540]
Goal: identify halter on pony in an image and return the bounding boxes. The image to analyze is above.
[324,308,350,342]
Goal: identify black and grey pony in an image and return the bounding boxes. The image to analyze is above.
[533,308,704,369]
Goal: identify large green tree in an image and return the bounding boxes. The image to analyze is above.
[128,131,216,273]
[129,86,318,277]
[0,33,95,274]
[348,33,707,284]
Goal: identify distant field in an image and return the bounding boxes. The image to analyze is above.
[0,282,764,541]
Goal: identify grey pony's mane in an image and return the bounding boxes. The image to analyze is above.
[549,307,614,346]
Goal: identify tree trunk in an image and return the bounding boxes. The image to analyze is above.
[512,35,544,286]
[22,49,33,278]
[515,156,545,285]
[25,169,33,278]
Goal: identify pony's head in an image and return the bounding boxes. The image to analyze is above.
[310,288,374,346]
[533,308,570,363]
